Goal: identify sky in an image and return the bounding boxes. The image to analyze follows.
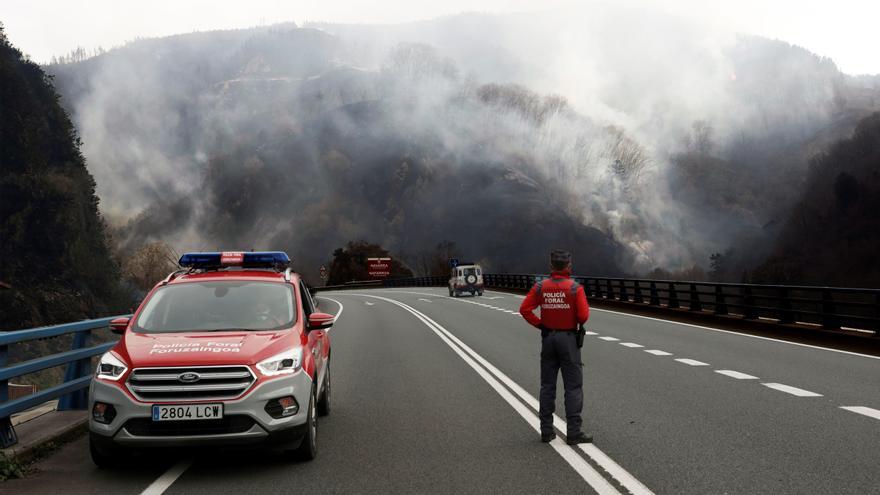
[2,0,879,75]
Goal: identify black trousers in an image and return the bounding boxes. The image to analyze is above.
[539,330,583,436]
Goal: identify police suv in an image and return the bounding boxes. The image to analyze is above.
[448,263,484,297]
[89,252,333,466]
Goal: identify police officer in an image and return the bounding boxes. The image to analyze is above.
[519,249,592,444]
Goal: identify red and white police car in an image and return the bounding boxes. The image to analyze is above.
[89,251,333,466]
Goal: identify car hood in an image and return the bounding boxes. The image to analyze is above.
[120,330,292,367]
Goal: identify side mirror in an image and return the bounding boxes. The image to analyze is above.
[308,312,335,331]
[110,317,130,335]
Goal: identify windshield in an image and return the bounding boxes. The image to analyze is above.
[134,281,296,333]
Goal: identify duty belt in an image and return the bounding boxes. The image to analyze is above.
[545,328,577,333]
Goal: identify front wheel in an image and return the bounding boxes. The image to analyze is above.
[293,384,318,461]
[317,362,331,417]
[477,291,483,296]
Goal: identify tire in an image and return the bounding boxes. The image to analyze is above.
[477,291,483,296]
[293,383,318,461]
[470,290,475,296]
[90,433,124,468]
[448,287,453,297]
[317,362,331,417]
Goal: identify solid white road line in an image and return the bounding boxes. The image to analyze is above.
[839,406,880,421]
[140,460,192,495]
[355,292,654,495]
[598,336,620,341]
[715,370,759,380]
[425,287,880,362]
[644,350,672,356]
[762,383,823,397]
[675,359,709,366]
[319,296,345,322]
[620,343,644,348]
[349,294,623,494]
[584,305,880,361]
[394,288,879,362]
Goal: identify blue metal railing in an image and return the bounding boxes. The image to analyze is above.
[0,315,128,448]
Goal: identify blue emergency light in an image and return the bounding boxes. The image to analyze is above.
[178,251,290,268]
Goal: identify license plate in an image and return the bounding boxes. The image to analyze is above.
[152,403,224,421]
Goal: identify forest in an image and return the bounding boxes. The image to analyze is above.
[2,13,880,336]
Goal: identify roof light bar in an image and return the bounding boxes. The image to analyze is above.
[178,251,290,268]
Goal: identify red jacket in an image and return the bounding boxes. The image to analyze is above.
[519,270,590,330]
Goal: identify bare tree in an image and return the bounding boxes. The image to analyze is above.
[604,126,650,181]
[687,120,713,155]
[122,241,179,291]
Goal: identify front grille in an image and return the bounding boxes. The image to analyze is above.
[127,366,256,401]
[123,415,256,437]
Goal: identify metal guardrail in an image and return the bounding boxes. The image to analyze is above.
[3,273,875,448]
[319,274,880,336]
[0,316,127,448]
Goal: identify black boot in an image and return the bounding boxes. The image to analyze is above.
[566,432,593,445]
[540,431,556,443]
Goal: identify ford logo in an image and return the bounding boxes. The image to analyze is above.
[178,372,201,383]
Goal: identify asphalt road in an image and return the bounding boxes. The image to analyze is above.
[4,287,879,494]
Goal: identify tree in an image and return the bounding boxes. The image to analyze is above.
[686,120,713,155]
[122,242,179,291]
[326,241,413,285]
[0,27,125,330]
[412,241,459,277]
[605,126,650,181]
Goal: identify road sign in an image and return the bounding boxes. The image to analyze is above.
[319,265,328,281]
[449,258,459,268]
[367,258,391,278]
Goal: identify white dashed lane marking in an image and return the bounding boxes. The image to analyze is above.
[644,350,672,356]
[383,290,862,422]
[762,383,823,397]
[418,298,432,303]
[840,406,880,421]
[715,370,759,380]
[675,359,709,366]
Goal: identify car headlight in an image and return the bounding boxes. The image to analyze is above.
[96,352,128,381]
[257,348,303,376]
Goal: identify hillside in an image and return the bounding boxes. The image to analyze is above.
[752,112,880,286]
[43,13,880,284]
[0,26,124,331]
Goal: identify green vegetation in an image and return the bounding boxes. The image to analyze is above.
[752,112,880,286]
[0,25,125,332]
[327,241,413,285]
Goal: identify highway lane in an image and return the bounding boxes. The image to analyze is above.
[5,287,878,494]
[162,290,599,494]
[4,287,601,495]
[361,288,880,494]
